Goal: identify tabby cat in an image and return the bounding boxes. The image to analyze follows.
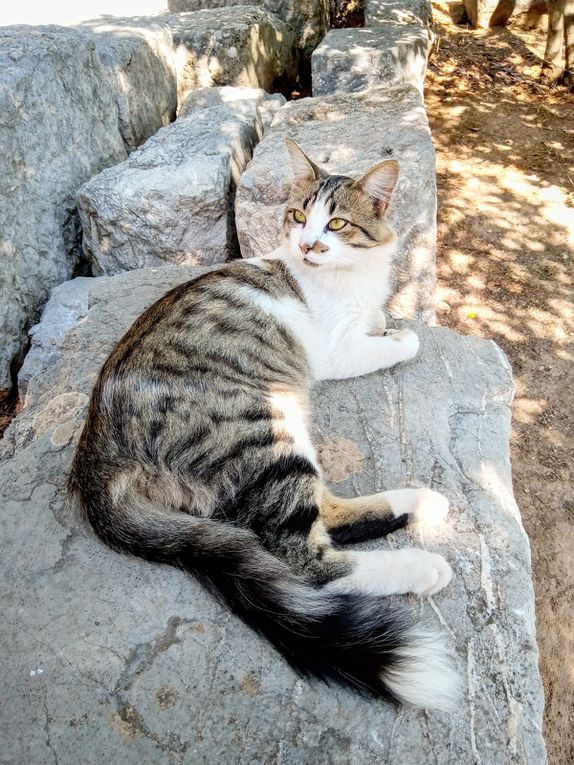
[70,140,459,710]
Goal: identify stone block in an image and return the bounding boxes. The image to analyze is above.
[77,99,263,275]
[312,25,432,97]
[161,6,294,106]
[0,25,127,392]
[77,17,178,152]
[235,85,437,321]
[366,0,433,26]
[0,265,546,764]
[179,85,285,131]
[166,0,330,54]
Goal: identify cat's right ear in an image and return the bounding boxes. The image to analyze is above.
[285,139,321,184]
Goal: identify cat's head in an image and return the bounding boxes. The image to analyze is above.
[282,139,399,271]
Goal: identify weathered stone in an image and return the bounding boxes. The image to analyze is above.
[0,265,546,764]
[18,278,96,396]
[77,17,178,152]
[461,0,547,27]
[165,0,330,54]
[366,0,433,26]
[161,6,294,107]
[77,100,262,275]
[179,85,286,131]
[312,24,432,97]
[0,25,127,392]
[236,85,438,321]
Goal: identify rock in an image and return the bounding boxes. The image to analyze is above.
[311,24,432,97]
[0,25,127,393]
[365,0,433,26]
[235,85,438,321]
[161,6,294,107]
[165,0,330,54]
[0,265,546,764]
[461,0,547,27]
[77,99,263,275]
[18,278,97,397]
[77,17,178,153]
[179,85,286,131]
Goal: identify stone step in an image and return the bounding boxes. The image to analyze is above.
[0,265,546,765]
[165,0,330,55]
[77,88,282,275]
[236,85,438,321]
[311,23,432,97]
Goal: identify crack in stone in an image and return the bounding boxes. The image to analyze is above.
[42,689,59,765]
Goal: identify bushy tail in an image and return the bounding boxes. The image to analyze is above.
[83,493,459,711]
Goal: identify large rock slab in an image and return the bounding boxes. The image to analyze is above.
[165,0,330,54]
[77,18,178,152]
[0,25,127,393]
[161,6,294,107]
[77,98,264,275]
[0,266,546,764]
[236,85,438,320]
[312,24,432,97]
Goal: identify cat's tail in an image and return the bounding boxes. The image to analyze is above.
[79,486,459,711]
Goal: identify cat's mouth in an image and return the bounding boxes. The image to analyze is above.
[303,257,320,268]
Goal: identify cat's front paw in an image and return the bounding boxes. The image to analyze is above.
[390,329,420,361]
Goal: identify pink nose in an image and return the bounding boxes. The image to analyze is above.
[300,242,311,255]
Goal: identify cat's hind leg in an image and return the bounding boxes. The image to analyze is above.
[320,487,449,545]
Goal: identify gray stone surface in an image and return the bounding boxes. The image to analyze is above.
[0,25,127,392]
[18,278,97,396]
[77,17,178,152]
[312,24,432,97]
[366,0,433,26]
[77,99,263,275]
[179,85,286,131]
[236,85,438,321]
[0,265,546,764]
[161,6,294,107]
[165,0,330,54]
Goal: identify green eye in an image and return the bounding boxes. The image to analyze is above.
[293,209,306,224]
[328,218,347,231]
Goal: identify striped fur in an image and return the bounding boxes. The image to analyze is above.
[70,147,459,710]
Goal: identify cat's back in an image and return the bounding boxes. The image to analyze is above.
[73,259,312,478]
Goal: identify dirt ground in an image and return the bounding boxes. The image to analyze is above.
[425,4,574,761]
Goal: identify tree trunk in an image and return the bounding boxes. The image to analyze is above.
[564,0,574,88]
[542,0,566,82]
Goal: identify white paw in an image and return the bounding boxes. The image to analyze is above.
[404,550,453,595]
[390,329,419,361]
[410,489,450,526]
[326,548,453,597]
[384,488,449,527]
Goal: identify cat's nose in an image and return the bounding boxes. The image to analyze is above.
[300,242,312,255]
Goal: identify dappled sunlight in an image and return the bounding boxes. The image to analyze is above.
[427,3,573,758]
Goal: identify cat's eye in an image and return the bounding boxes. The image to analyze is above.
[328,218,347,231]
[292,209,306,224]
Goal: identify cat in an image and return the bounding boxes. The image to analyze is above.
[69,139,459,710]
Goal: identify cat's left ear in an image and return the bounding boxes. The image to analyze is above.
[353,160,399,215]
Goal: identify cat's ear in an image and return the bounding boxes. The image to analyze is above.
[285,139,322,184]
[353,160,399,215]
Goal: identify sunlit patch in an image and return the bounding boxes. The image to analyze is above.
[267,385,317,466]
